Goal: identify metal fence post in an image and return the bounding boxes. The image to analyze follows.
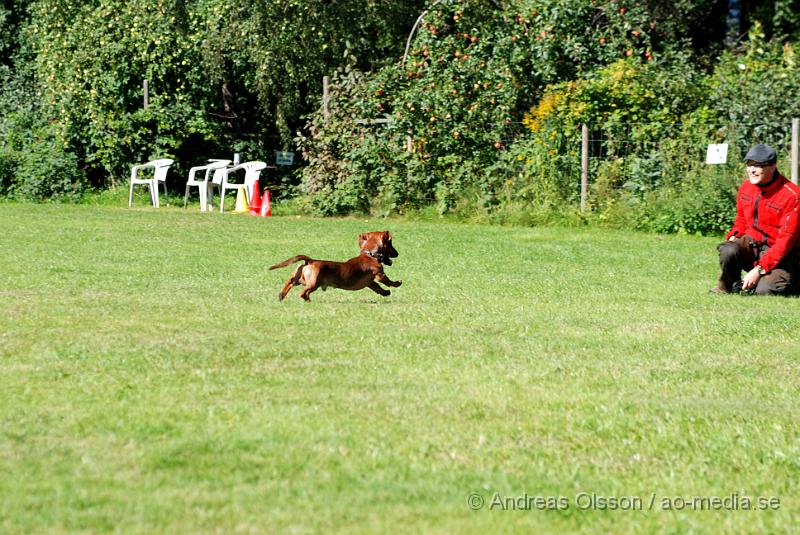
[581,123,589,213]
[792,117,799,185]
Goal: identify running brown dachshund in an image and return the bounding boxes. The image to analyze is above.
[269,231,401,302]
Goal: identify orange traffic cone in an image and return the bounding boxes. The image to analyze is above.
[249,179,262,215]
[259,189,272,217]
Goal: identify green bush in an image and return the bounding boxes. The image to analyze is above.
[296,0,668,217]
[294,69,377,215]
[649,179,738,235]
[0,63,86,200]
[13,129,85,201]
[0,121,86,201]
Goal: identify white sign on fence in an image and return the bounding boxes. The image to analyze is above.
[706,144,729,164]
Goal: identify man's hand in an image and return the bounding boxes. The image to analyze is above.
[742,266,762,290]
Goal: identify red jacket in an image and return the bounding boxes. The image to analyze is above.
[726,172,800,272]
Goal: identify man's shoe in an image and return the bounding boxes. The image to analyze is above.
[708,281,731,294]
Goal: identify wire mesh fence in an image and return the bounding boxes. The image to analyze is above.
[586,121,796,163]
[495,118,800,212]
[342,117,798,214]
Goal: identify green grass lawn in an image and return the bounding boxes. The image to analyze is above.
[1,203,798,534]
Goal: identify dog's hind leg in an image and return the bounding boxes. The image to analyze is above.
[278,265,305,301]
[297,265,320,301]
[278,278,295,301]
[299,286,319,301]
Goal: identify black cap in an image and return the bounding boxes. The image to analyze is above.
[744,144,777,165]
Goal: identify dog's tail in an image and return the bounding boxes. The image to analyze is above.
[269,255,314,270]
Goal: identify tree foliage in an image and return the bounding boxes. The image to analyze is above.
[296,0,784,219]
[202,0,427,143]
[0,0,424,198]
[1,0,799,234]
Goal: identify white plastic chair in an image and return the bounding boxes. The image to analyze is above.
[215,161,269,212]
[129,158,174,208]
[183,159,231,211]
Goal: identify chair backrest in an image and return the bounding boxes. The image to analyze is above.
[211,163,232,185]
[242,161,268,187]
[208,160,231,169]
[152,159,173,181]
[242,161,267,173]
[214,162,243,185]
[151,158,174,168]
[132,158,173,181]
[203,159,230,182]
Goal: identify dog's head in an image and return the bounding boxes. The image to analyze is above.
[358,231,399,265]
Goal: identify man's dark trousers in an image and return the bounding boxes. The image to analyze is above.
[717,236,800,295]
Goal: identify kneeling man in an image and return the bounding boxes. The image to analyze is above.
[712,144,800,295]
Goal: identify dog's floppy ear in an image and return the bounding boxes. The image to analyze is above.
[383,231,392,241]
[358,233,368,248]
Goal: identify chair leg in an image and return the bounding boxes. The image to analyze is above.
[163,182,169,206]
[184,185,190,208]
[199,185,207,212]
[205,184,213,211]
[150,182,158,208]
[129,182,134,208]
[220,189,225,212]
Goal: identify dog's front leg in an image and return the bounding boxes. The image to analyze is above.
[376,272,402,288]
[368,282,391,296]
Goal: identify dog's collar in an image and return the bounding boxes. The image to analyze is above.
[360,249,386,263]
